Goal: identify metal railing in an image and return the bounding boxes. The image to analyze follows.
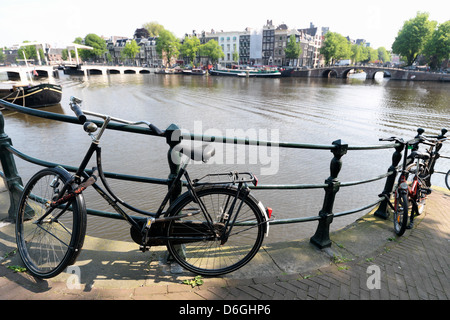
[0,99,401,249]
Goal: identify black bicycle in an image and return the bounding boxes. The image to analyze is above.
[380,129,447,236]
[15,97,271,279]
[407,128,448,189]
[380,135,430,236]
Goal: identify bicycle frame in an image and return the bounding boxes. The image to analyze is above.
[52,110,262,250]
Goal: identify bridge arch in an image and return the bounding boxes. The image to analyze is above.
[34,69,49,77]
[366,69,391,79]
[88,69,103,75]
[322,69,338,78]
[124,69,136,74]
[108,69,120,74]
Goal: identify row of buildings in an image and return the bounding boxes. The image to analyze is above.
[2,21,370,69]
[108,21,333,68]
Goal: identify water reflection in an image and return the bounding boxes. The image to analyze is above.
[2,72,449,243]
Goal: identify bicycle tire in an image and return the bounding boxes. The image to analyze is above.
[15,167,87,278]
[165,185,266,276]
[446,170,450,190]
[393,190,409,236]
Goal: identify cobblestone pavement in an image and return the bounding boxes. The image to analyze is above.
[0,190,449,303]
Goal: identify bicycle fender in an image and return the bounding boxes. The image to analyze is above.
[257,201,270,237]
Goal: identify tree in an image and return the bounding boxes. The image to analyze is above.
[134,28,149,39]
[156,29,180,67]
[320,32,351,65]
[232,50,239,63]
[180,35,200,65]
[351,44,363,64]
[423,20,450,69]
[377,47,390,63]
[392,12,437,66]
[143,22,165,37]
[199,39,224,64]
[121,40,140,65]
[83,33,107,61]
[18,43,38,61]
[285,34,302,66]
[368,47,379,63]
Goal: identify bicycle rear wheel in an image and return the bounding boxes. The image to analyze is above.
[166,185,266,276]
[405,163,426,215]
[15,167,87,278]
[393,190,409,236]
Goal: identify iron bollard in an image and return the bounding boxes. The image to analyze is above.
[374,141,404,219]
[0,112,25,221]
[310,139,348,249]
[165,123,183,203]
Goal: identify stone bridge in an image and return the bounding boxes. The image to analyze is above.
[0,65,152,80]
[0,65,57,80]
[63,64,151,76]
[290,66,450,81]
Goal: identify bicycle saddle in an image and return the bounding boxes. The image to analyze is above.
[173,141,216,163]
[408,150,430,160]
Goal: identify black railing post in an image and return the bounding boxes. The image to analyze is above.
[165,123,183,203]
[310,139,348,249]
[0,112,25,220]
[374,142,404,219]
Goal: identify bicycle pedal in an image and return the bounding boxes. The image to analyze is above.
[139,245,150,252]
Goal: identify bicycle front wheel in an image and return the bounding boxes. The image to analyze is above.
[166,185,266,276]
[16,167,87,278]
[393,190,409,236]
[446,170,450,190]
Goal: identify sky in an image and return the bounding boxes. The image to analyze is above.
[1,0,448,50]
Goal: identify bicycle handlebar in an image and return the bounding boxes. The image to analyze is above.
[69,97,164,137]
[379,137,405,144]
[69,96,87,124]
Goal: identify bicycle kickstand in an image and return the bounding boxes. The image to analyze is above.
[140,217,155,252]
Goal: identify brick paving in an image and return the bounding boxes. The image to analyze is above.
[0,190,449,301]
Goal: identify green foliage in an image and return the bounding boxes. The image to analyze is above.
[143,21,165,37]
[392,12,437,66]
[17,41,44,63]
[198,39,224,64]
[180,35,200,64]
[423,20,450,69]
[121,40,140,61]
[320,32,351,65]
[7,265,26,273]
[285,34,302,61]
[156,29,180,67]
[84,33,107,60]
[377,47,390,63]
[182,275,204,287]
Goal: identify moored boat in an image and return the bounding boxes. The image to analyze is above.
[191,68,206,76]
[0,83,62,108]
[154,68,175,74]
[209,67,280,78]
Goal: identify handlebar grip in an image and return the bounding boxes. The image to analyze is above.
[70,98,87,124]
[149,123,164,136]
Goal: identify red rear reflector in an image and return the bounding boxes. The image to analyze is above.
[266,207,272,218]
[253,176,258,186]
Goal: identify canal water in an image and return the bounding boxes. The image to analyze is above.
[2,71,449,244]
